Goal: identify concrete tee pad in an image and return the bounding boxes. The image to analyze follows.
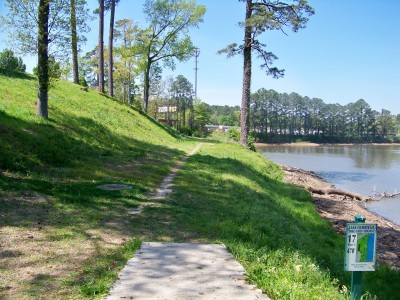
[106,242,269,299]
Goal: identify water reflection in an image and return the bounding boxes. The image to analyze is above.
[262,145,400,169]
[259,144,400,225]
[348,145,400,169]
[319,171,375,184]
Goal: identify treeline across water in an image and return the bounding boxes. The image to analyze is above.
[212,88,400,143]
[250,89,400,143]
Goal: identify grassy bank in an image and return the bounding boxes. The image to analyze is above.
[0,70,195,299]
[1,71,399,299]
[140,142,399,299]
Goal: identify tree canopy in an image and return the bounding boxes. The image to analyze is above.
[1,0,90,61]
[1,0,92,118]
[138,0,206,112]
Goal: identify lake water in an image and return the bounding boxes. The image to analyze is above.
[258,144,400,225]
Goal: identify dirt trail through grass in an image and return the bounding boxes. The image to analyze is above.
[106,142,269,299]
[129,143,203,218]
[149,142,203,200]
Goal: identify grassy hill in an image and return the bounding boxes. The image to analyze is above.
[1,70,399,299]
[0,70,196,298]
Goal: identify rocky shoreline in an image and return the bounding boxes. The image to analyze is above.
[280,164,400,269]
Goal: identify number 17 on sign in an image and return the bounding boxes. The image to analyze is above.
[346,234,357,257]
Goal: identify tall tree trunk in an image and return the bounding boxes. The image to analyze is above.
[123,79,127,103]
[98,0,105,93]
[128,74,132,105]
[70,0,79,84]
[182,103,186,128]
[240,0,252,147]
[189,99,194,129]
[143,61,151,112]
[37,0,50,118]
[108,0,115,97]
[124,33,129,104]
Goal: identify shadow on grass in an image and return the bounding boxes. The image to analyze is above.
[130,150,400,299]
[0,69,34,80]
[144,153,341,263]
[136,108,183,140]
[0,109,185,173]
[0,110,97,170]
[0,176,141,234]
[65,239,141,298]
[0,101,192,298]
[0,145,180,299]
[94,91,182,140]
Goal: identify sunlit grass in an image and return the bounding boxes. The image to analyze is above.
[135,142,399,300]
[1,70,399,299]
[0,70,194,299]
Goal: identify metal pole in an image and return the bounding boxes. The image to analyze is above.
[351,215,366,300]
[194,47,200,99]
[351,272,363,300]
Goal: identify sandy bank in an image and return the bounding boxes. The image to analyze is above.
[280,164,400,269]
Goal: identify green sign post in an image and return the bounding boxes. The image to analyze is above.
[344,215,377,300]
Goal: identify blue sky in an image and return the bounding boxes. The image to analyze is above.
[1,0,399,114]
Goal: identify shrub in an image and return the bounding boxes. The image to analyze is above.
[0,49,26,72]
[178,126,192,136]
[228,127,240,142]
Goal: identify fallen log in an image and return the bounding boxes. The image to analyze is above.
[308,187,367,202]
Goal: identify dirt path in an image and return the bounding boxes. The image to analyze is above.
[128,143,203,216]
[148,143,203,201]
[106,143,270,299]
[281,164,400,269]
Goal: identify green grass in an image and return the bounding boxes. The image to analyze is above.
[0,70,195,299]
[130,142,400,299]
[1,70,399,299]
[65,239,142,297]
[135,143,348,299]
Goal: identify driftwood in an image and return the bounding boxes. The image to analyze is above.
[281,165,367,200]
[380,191,400,198]
[308,187,367,201]
[310,188,400,202]
[282,164,400,202]
[367,191,400,201]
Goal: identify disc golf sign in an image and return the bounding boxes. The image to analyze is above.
[344,223,377,271]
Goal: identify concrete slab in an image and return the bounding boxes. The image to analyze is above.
[97,184,132,191]
[106,242,269,300]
